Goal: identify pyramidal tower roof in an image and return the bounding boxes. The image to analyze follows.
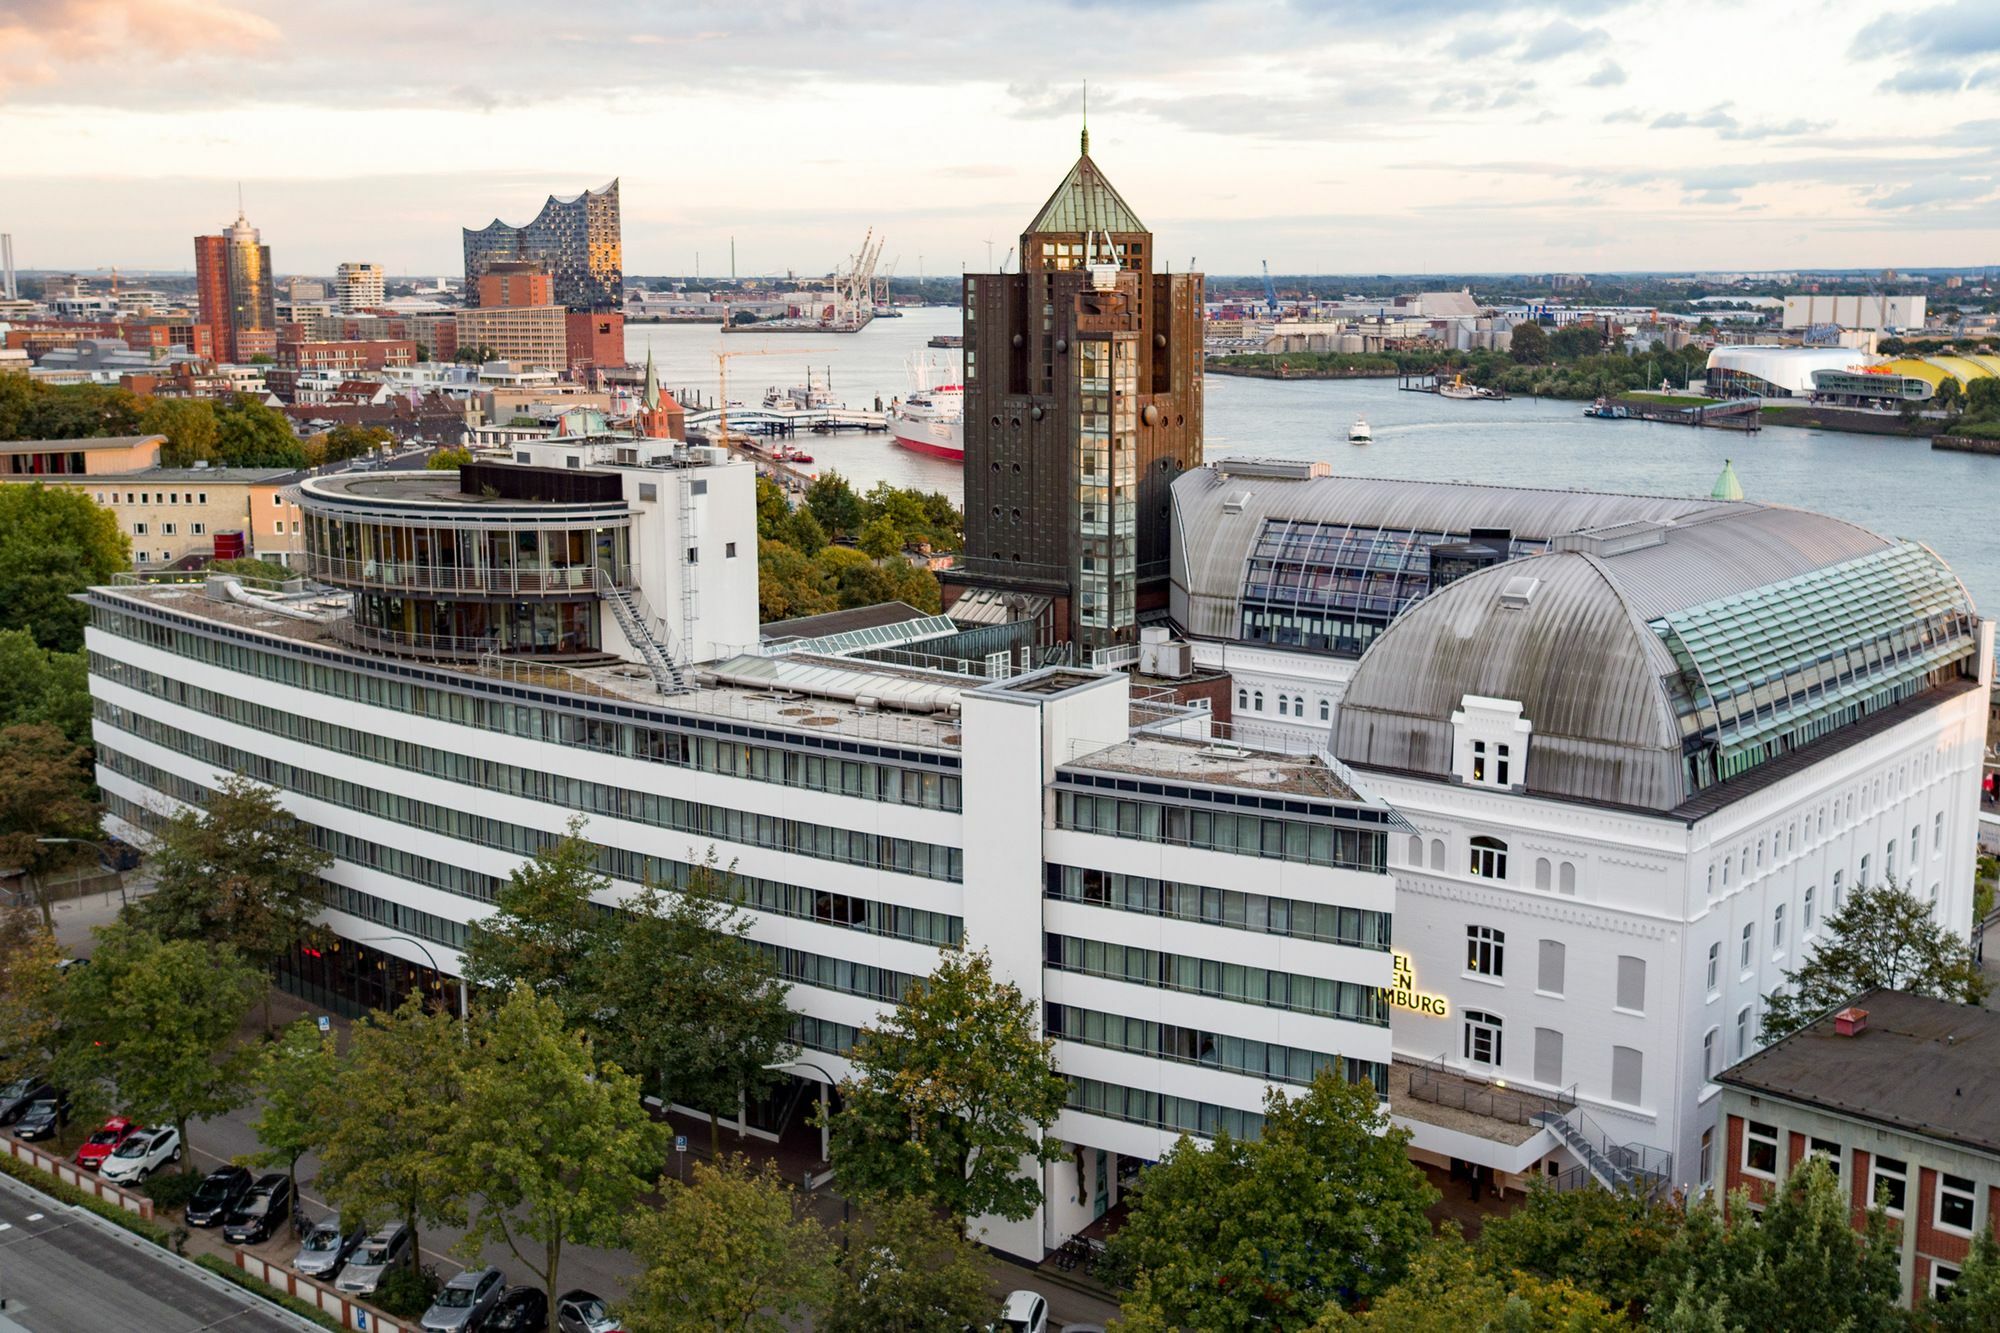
[640,345,660,410]
[1025,115,1147,237]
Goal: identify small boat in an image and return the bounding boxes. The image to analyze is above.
[1438,374,1479,401]
[1348,417,1373,444]
[927,333,964,349]
[1583,397,1631,420]
[774,445,814,464]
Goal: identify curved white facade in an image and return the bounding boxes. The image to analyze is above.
[1704,344,1875,395]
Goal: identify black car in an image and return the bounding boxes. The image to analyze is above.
[479,1287,549,1332]
[11,1092,72,1141]
[186,1165,255,1228]
[0,1078,52,1126]
[222,1173,293,1245]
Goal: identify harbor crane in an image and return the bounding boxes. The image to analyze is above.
[714,346,793,444]
[835,228,884,327]
[1261,260,1280,314]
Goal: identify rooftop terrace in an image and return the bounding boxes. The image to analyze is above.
[1064,733,1360,801]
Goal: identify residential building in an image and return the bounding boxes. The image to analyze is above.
[462,181,622,312]
[335,263,386,314]
[476,262,553,310]
[565,310,625,376]
[84,435,1398,1264]
[455,305,567,371]
[194,210,277,363]
[275,340,418,375]
[949,126,1204,649]
[1717,991,2000,1307]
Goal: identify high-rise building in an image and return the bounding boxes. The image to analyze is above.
[462,180,621,313]
[335,262,385,314]
[194,210,277,363]
[475,261,553,310]
[950,127,1203,649]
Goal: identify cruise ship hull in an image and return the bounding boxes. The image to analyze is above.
[890,420,964,462]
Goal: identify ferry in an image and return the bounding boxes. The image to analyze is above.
[887,354,964,463]
[1438,374,1480,401]
[1349,417,1373,443]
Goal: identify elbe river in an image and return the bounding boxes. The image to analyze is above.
[629,307,2000,618]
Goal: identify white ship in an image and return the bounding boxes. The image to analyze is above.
[1349,416,1373,443]
[887,354,964,463]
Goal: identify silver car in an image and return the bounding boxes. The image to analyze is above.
[420,1266,504,1332]
[334,1222,411,1296]
[293,1212,366,1281]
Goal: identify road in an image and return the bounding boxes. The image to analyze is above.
[0,1170,314,1333]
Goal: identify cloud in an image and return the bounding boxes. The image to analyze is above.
[1004,80,1093,120]
[0,0,275,91]
[1879,66,1974,95]
[1602,106,1644,123]
[1652,103,1739,132]
[1854,0,2000,59]
[1521,18,1609,59]
[1719,117,1829,141]
[1585,60,1626,86]
[1866,175,1997,211]
[1443,28,1513,58]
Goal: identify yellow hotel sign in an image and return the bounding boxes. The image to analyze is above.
[1382,951,1448,1017]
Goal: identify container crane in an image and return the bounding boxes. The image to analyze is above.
[1261,260,1280,315]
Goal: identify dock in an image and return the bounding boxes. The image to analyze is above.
[682,405,887,438]
[1586,396,1762,432]
[1398,370,1511,401]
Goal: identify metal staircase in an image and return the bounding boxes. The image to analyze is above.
[1531,1106,1673,1199]
[602,583,689,695]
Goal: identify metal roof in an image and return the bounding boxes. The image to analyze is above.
[1024,155,1147,237]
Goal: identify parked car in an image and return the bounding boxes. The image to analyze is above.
[556,1289,622,1333]
[293,1211,367,1280]
[11,1092,73,1142]
[336,1223,412,1296]
[0,1077,48,1125]
[479,1287,548,1332]
[98,1125,181,1184]
[186,1165,255,1228]
[72,1117,139,1171]
[420,1266,504,1332]
[997,1290,1049,1333]
[222,1173,294,1245]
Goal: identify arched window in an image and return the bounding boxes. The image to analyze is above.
[1237,688,1247,709]
[1429,838,1446,869]
[1534,857,1552,891]
[1469,836,1508,881]
[1464,1010,1503,1066]
[1558,862,1577,895]
[1276,696,1288,717]
[1319,699,1330,722]
[1253,691,1263,711]
[1407,835,1423,866]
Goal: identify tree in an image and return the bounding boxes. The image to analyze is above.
[621,1156,834,1333]
[757,538,834,622]
[804,471,865,538]
[1475,1180,1684,1313]
[825,947,1067,1227]
[0,723,100,928]
[821,1193,992,1333]
[1314,1228,1626,1332]
[131,774,330,1026]
[592,857,795,1153]
[140,397,220,467]
[426,446,474,470]
[0,484,130,652]
[213,394,308,468]
[1510,321,1551,365]
[459,816,605,1024]
[209,555,296,585]
[1111,1068,1438,1329]
[318,991,469,1268]
[1761,879,1987,1042]
[0,631,92,748]
[247,1017,346,1206]
[459,984,665,1330]
[857,514,903,560]
[1935,1228,2000,1333]
[783,507,829,556]
[1934,377,1963,416]
[0,908,65,1086]
[321,422,393,461]
[60,926,264,1167]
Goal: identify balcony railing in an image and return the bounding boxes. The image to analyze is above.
[301,554,620,597]
[330,618,600,661]
[1405,1054,1577,1127]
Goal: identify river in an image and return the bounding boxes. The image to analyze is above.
[628,308,2000,617]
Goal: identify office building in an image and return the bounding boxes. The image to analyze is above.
[1718,991,2000,1307]
[1781,294,1926,332]
[455,304,568,371]
[194,210,277,364]
[462,181,621,312]
[949,128,1204,648]
[565,310,625,376]
[335,263,385,314]
[476,262,553,310]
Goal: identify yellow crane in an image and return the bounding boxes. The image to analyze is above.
[714,346,792,446]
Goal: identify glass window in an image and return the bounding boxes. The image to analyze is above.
[1773,903,1786,953]
[1706,942,1719,994]
[1466,925,1504,978]
[1938,1172,1976,1232]
[1935,812,1945,853]
[1702,1027,1717,1079]
[1808,1137,1841,1178]
[1871,1156,1907,1213]
[1469,836,1507,880]
[1933,1265,1961,1301]
[1463,1010,1502,1066]
[1736,1005,1752,1059]
[1700,1127,1714,1186]
[1804,886,1816,931]
[1743,1119,1778,1176]
[1740,923,1754,971]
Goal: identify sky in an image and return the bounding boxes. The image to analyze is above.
[1,0,1996,278]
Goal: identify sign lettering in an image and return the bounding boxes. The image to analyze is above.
[1381,951,1449,1018]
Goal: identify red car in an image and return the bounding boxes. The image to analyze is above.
[73,1117,139,1172]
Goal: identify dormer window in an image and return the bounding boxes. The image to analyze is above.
[1452,696,1531,790]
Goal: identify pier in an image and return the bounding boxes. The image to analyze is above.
[682,405,887,438]
[1398,370,1512,401]
[1586,396,1762,431]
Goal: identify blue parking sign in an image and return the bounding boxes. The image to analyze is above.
[674,1135,687,1153]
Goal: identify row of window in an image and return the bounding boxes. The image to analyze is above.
[1044,864,1391,951]
[1460,929,1647,1011]
[1065,1076,1266,1143]
[1236,688,1331,723]
[96,489,212,506]
[98,742,964,948]
[1458,1011,1647,1105]
[1053,790,1387,873]
[1046,1003,1387,1094]
[1740,1121,1979,1232]
[756,944,915,1005]
[1406,834,1581,895]
[130,521,207,537]
[90,650,964,814]
[1709,800,1948,898]
[322,881,471,951]
[1044,933,1390,1027]
[96,700,964,883]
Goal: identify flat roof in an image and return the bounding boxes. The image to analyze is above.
[0,434,164,452]
[1065,734,1359,801]
[1716,989,2000,1158]
[760,601,934,644]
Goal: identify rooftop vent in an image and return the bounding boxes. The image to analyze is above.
[1553,519,1669,558]
[1834,1006,1869,1037]
[1222,490,1252,514]
[1216,459,1333,481]
[1498,575,1541,610]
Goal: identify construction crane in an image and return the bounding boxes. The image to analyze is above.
[1261,260,1280,315]
[1000,246,1014,274]
[835,228,884,327]
[714,346,792,445]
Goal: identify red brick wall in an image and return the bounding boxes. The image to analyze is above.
[1852,1148,1873,1226]
[1723,1115,1771,1207]
[1789,1132,1806,1170]
[1915,1168,1972,1267]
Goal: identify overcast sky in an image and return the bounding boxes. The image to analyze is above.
[3,0,1996,278]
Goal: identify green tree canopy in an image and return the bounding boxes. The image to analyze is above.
[0,908,65,1086]
[247,1016,347,1204]
[460,816,605,1024]
[856,513,904,559]
[0,630,92,748]
[1474,1180,1685,1313]
[826,947,1067,1226]
[804,472,865,538]
[458,983,665,1325]
[621,1156,835,1333]
[1111,1068,1439,1329]
[822,1193,993,1333]
[140,397,221,467]
[1761,879,1987,1041]
[0,484,130,652]
[1313,1227,1626,1332]
[0,723,100,928]
[320,422,394,461]
[757,537,835,622]
[426,446,473,470]
[0,379,144,442]
[1510,321,1551,365]
[1935,1227,2000,1333]
[213,394,308,468]
[60,925,264,1165]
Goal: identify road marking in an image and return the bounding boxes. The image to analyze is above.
[0,1223,10,1231]
[24,1213,42,1222]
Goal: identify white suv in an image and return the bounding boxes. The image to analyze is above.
[99,1125,182,1184]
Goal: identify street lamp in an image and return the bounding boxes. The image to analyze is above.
[351,934,468,1020]
[33,836,129,913]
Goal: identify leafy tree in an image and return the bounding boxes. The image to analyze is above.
[1111,1068,1438,1328]
[0,631,92,748]
[1761,878,1987,1041]
[1935,1227,2000,1332]
[857,514,903,560]
[0,907,65,1085]
[140,397,221,467]
[783,505,829,556]
[1934,377,1963,416]
[0,484,130,651]
[321,422,393,461]
[1962,376,2000,421]
[757,537,834,622]
[1475,1179,1684,1313]
[247,1017,346,1206]
[1510,320,1551,365]
[0,723,100,928]
[592,857,794,1153]
[621,1155,834,1333]
[0,380,144,442]
[1314,1228,1626,1332]
[816,546,940,614]
[318,991,469,1267]
[821,1193,992,1333]
[460,816,605,1024]
[214,394,308,468]
[60,926,264,1167]
[804,471,865,538]
[459,983,665,1328]
[426,446,474,470]
[754,476,794,540]
[826,947,1066,1226]
[130,774,331,1026]
[208,555,296,585]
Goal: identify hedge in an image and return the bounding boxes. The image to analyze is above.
[194,1254,348,1332]
[0,1150,172,1247]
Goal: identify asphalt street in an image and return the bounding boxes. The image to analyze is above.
[0,1170,315,1333]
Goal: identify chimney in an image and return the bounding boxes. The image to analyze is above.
[1834,1006,1869,1037]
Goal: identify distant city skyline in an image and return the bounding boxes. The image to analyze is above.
[3,0,1996,276]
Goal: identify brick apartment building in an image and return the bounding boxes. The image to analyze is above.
[276,340,418,373]
[1717,989,2000,1308]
